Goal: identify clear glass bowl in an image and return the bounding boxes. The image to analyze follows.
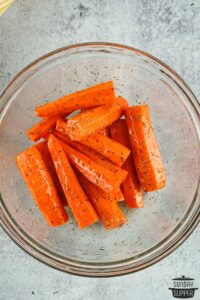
[0,43,199,277]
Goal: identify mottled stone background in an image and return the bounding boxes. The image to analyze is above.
[0,0,199,299]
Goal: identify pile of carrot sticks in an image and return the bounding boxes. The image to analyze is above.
[16,81,166,230]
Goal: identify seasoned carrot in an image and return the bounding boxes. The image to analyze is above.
[35,81,115,118]
[54,131,128,187]
[97,125,123,201]
[61,96,128,141]
[78,174,126,230]
[58,139,126,192]
[47,134,98,229]
[110,119,144,208]
[56,123,130,167]
[126,105,166,191]
[35,141,68,206]
[16,146,69,226]
[81,110,110,136]
[79,133,131,167]
[26,117,59,142]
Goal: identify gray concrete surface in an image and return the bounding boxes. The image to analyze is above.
[0,0,199,299]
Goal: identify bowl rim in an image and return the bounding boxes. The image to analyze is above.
[0,42,200,277]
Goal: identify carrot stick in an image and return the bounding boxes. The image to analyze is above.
[126,105,166,192]
[56,123,130,167]
[54,131,127,190]
[35,141,68,206]
[78,174,126,230]
[54,132,125,201]
[96,126,123,201]
[60,96,128,141]
[79,133,131,167]
[16,146,69,226]
[35,81,115,118]
[58,139,126,192]
[26,117,59,142]
[110,119,144,208]
[54,131,127,181]
[47,134,98,229]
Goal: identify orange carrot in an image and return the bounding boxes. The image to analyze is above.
[115,189,124,202]
[16,146,69,226]
[56,122,130,167]
[110,119,144,208]
[47,134,98,229]
[35,141,68,206]
[126,105,166,191]
[60,96,128,141]
[80,108,89,113]
[35,81,115,118]
[79,133,131,167]
[97,126,123,201]
[58,139,126,192]
[42,133,50,141]
[54,131,127,190]
[78,174,126,230]
[26,117,59,142]
[99,127,110,136]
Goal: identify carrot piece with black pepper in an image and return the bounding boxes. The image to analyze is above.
[35,141,68,206]
[54,131,128,185]
[79,133,130,167]
[26,117,59,142]
[54,131,126,201]
[16,146,69,226]
[47,134,98,229]
[110,119,144,208]
[126,105,166,192]
[56,122,130,167]
[91,126,124,201]
[35,81,115,118]
[78,174,126,230]
[98,125,123,201]
[59,96,128,141]
[58,139,126,192]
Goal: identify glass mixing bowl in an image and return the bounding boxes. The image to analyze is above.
[0,43,199,277]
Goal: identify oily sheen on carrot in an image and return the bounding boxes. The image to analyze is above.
[54,131,128,186]
[54,132,126,201]
[126,105,166,192]
[35,141,68,206]
[94,126,124,201]
[79,133,131,167]
[110,119,144,208]
[47,134,98,229]
[26,117,59,142]
[62,96,128,141]
[59,140,125,192]
[78,174,126,230]
[35,81,115,118]
[56,122,130,167]
[16,146,69,226]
